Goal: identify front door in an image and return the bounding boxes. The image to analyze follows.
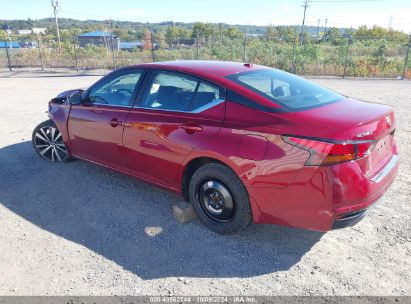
[68,68,144,170]
[123,70,226,189]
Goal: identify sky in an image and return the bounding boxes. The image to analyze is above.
[1,0,411,33]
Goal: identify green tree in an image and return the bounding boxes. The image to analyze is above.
[166,25,181,41]
[353,25,407,43]
[225,26,243,39]
[113,28,130,41]
[265,25,278,38]
[165,26,191,41]
[0,30,7,40]
[277,26,294,42]
[324,27,344,45]
[266,25,294,42]
[60,29,81,43]
[192,22,217,38]
[156,30,167,49]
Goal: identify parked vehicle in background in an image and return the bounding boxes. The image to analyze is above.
[32,61,399,234]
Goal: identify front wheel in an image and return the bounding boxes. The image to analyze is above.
[189,163,252,234]
[32,120,72,162]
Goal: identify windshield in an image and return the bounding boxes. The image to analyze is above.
[226,69,344,110]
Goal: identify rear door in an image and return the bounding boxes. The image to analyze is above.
[123,70,226,189]
[68,68,144,170]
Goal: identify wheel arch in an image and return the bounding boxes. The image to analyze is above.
[181,154,241,202]
[48,102,72,151]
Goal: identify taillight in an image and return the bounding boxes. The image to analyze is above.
[282,136,376,166]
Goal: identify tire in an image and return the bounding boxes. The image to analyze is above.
[32,120,73,162]
[189,163,252,234]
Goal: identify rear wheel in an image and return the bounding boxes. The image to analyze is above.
[189,163,252,234]
[32,120,72,162]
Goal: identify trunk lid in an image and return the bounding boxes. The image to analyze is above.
[361,132,396,177]
[290,98,396,175]
[291,98,394,139]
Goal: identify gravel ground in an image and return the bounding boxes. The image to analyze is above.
[0,72,410,296]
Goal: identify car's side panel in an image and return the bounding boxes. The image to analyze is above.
[64,68,146,170]
[48,102,72,151]
[196,101,310,189]
[123,102,225,189]
[246,169,336,230]
[67,104,130,169]
[179,100,314,224]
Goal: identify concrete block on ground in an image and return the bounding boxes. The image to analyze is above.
[172,202,197,224]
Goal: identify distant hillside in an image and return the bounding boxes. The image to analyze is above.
[0,18,347,36]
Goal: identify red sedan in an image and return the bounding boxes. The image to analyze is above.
[32,61,399,234]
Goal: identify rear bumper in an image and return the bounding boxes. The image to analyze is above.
[331,155,399,229]
[369,155,399,183]
[331,208,369,229]
[248,153,400,231]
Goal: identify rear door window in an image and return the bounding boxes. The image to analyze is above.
[191,82,221,111]
[140,71,222,112]
[140,72,197,111]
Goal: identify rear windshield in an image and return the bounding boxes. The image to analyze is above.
[226,69,343,110]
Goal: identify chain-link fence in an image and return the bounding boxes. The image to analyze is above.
[1,31,410,79]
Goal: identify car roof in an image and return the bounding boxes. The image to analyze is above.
[123,60,282,110]
[130,60,266,78]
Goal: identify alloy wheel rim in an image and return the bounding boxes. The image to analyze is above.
[34,126,68,161]
[198,179,234,222]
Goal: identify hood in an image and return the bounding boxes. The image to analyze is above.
[51,89,84,104]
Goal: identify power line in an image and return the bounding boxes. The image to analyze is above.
[310,0,383,2]
[299,0,382,45]
[305,20,411,26]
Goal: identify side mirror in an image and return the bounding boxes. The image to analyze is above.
[68,91,83,105]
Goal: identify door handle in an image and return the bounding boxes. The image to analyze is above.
[180,122,203,134]
[110,118,122,127]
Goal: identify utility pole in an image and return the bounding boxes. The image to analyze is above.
[316,19,321,38]
[109,20,116,69]
[2,24,12,71]
[324,18,328,37]
[73,39,79,72]
[150,30,155,62]
[38,36,44,71]
[300,0,309,45]
[51,0,62,54]
[388,15,393,30]
[196,30,199,60]
[292,28,297,74]
[3,36,12,71]
[243,32,247,62]
[343,28,353,79]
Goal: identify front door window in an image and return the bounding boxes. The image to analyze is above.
[88,70,143,106]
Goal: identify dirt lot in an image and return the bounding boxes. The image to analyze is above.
[0,72,410,296]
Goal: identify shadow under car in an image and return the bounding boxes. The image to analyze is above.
[0,141,323,279]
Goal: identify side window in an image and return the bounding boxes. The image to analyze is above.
[191,82,220,111]
[88,70,143,106]
[141,72,198,111]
